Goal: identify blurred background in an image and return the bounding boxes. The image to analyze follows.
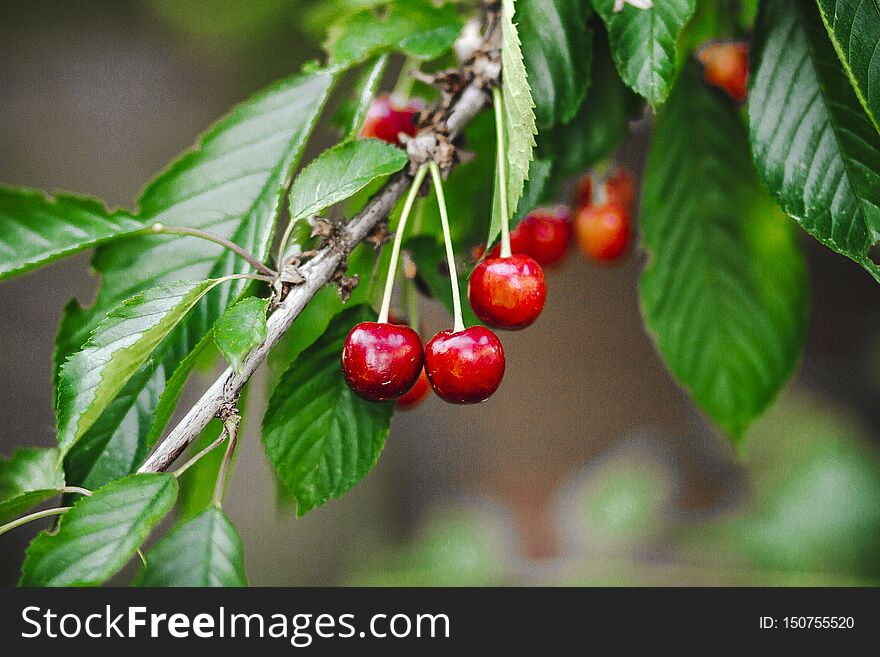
[2,0,880,586]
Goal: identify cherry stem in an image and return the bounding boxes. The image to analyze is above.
[492,87,512,259]
[213,414,241,507]
[377,163,429,324]
[150,223,277,277]
[0,506,71,537]
[171,429,228,478]
[429,160,465,333]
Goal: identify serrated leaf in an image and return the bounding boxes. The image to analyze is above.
[214,297,269,375]
[57,68,335,481]
[816,0,880,135]
[134,507,246,587]
[640,60,808,441]
[0,448,65,524]
[57,280,220,458]
[749,0,880,282]
[325,0,463,67]
[20,473,177,587]
[0,188,144,281]
[518,0,593,127]
[262,305,394,516]
[338,55,389,139]
[501,0,537,212]
[593,0,696,106]
[288,139,409,224]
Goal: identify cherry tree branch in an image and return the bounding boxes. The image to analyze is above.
[139,13,501,474]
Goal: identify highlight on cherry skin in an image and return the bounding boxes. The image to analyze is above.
[468,253,546,330]
[341,321,424,402]
[424,326,505,404]
[360,95,421,144]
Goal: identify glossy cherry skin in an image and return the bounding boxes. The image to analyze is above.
[697,41,749,103]
[341,322,424,401]
[468,254,546,330]
[396,368,431,409]
[360,95,420,144]
[575,203,631,262]
[524,208,571,266]
[424,326,505,404]
[603,169,636,212]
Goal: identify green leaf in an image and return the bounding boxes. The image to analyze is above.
[593,0,696,106]
[57,68,335,481]
[0,188,144,281]
[57,280,220,458]
[518,0,593,127]
[338,55,389,139]
[262,304,394,515]
[539,27,639,178]
[816,0,880,135]
[135,507,247,587]
[20,473,177,587]
[640,60,808,440]
[749,0,880,282]
[487,0,538,247]
[288,139,409,224]
[325,0,463,67]
[0,448,65,524]
[214,297,269,375]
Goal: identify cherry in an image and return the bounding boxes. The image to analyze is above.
[396,367,431,409]
[424,326,505,404]
[575,203,631,262]
[524,208,571,266]
[360,95,420,144]
[341,322,424,401]
[472,220,532,261]
[697,41,749,103]
[603,169,636,212]
[468,254,546,330]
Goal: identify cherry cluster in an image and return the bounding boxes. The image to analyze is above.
[341,92,639,410]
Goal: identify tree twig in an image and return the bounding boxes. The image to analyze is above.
[139,10,501,474]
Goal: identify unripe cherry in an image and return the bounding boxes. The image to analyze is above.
[575,203,631,262]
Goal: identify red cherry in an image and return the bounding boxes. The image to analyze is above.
[473,220,533,261]
[424,326,505,404]
[697,41,749,103]
[603,169,636,212]
[396,368,431,409]
[341,322,424,401]
[524,208,571,266]
[468,254,546,330]
[360,95,420,144]
[575,203,631,262]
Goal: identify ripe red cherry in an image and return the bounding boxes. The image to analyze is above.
[524,208,571,266]
[342,322,423,401]
[424,326,505,404]
[697,41,749,103]
[396,368,431,409]
[575,203,631,262]
[468,254,546,330]
[603,169,636,212]
[360,95,420,144]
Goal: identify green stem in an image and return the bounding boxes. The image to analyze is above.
[378,164,429,324]
[429,161,465,332]
[150,223,276,277]
[492,87,511,258]
[391,56,418,104]
[171,429,228,478]
[213,415,241,507]
[0,507,71,537]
